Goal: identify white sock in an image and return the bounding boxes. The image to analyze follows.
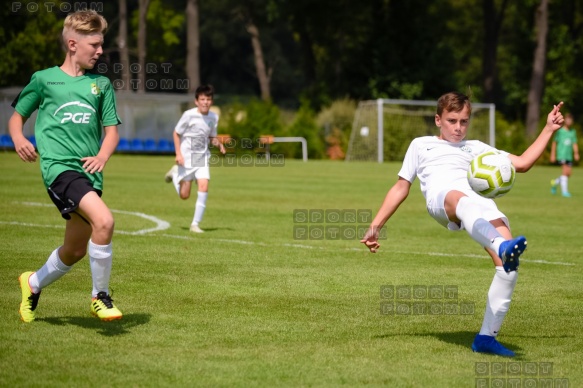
[560,175,568,193]
[455,196,504,252]
[29,247,72,293]
[89,240,113,298]
[172,172,181,195]
[192,191,208,225]
[479,266,518,337]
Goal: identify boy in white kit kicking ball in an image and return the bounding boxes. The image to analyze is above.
[361,92,564,356]
[165,85,226,233]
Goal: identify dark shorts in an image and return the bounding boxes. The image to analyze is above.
[47,171,102,220]
[557,160,573,167]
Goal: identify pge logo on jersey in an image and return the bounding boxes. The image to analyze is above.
[54,101,96,124]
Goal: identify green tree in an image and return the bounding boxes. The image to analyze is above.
[0,2,63,86]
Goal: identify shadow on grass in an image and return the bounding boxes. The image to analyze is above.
[374,331,526,357]
[179,226,235,232]
[37,313,151,336]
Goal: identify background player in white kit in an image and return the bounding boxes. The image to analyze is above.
[361,92,564,357]
[165,85,226,233]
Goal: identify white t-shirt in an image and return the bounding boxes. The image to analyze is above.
[175,107,219,168]
[398,136,507,202]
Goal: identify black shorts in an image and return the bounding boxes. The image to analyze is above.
[557,160,573,167]
[47,171,102,220]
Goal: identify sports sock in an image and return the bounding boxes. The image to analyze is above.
[172,174,181,195]
[192,191,208,225]
[89,240,113,298]
[455,196,504,252]
[560,175,568,193]
[29,247,72,293]
[479,266,518,337]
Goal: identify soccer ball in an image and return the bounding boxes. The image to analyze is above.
[467,151,515,198]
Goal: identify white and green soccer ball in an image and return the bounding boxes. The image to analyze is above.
[467,150,516,199]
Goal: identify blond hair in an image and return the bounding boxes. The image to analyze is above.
[62,9,107,39]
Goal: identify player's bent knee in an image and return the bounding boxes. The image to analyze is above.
[92,215,115,235]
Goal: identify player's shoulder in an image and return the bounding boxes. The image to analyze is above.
[183,107,200,115]
[36,66,60,75]
[464,139,489,147]
[177,107,198,120]
[84,71,112,84]
[410,136,440,148]
[28,66,60,82]
[411,136,435,144]
[207,110,219,121]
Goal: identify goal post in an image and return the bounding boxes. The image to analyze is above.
[346,98,496,163]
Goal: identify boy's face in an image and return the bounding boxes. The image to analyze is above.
[69,33,103,70]
[195,94,213,115]
[435,106,470,143]
[565,116,573,128]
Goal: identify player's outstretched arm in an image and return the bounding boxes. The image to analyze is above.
[509,102,564,173]
[8,111,37,163]
[361,178,411,253]
[82,125,119,174]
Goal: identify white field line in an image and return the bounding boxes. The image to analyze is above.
[3,202,575,267]
[160,233,574,267]
[9,201,170,235]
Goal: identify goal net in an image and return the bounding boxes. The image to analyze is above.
[345,99,495,162]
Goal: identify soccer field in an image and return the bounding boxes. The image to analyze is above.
[0,153,581,387]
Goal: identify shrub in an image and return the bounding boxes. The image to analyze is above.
[283,99,325,159]
[316,98,357,160]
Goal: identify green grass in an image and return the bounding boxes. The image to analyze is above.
[0,152,582,387]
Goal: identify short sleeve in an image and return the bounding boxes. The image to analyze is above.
[398,140,419,183]
[99,78,121,126]
[13,73,41,118]
[174,112,190,135]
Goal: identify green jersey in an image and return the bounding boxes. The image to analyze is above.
[553,127,578,162]
[13,66,121,190]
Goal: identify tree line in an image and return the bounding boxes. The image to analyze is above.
[2,0,583,136]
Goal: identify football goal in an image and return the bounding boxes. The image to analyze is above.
[345,99,495,163]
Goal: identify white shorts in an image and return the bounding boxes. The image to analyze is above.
[174,164,210,183]
[426,188,508,231]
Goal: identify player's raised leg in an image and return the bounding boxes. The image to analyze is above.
[164,164,178,183]
[451,194,526,272]
[76,192,122,321]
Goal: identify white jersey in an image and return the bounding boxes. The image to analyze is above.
[398,136,508,202]
[175,107,219,168]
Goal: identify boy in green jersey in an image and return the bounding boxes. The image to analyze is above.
[550,113,579,197]
[8,10,123,322]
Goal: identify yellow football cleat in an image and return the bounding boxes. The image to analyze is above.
[19,271,41,323]
[91,292,123,321]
